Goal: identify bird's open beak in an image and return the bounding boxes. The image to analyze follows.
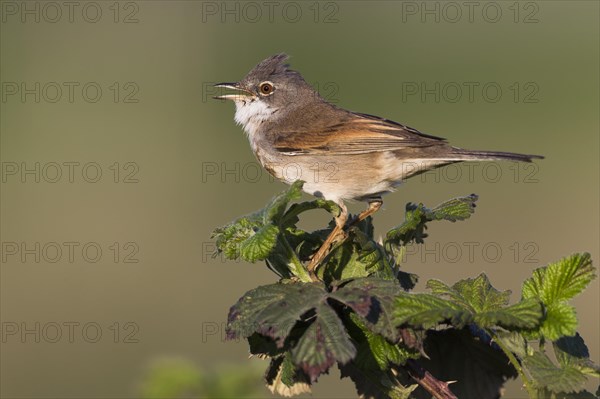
[213,82,255,101]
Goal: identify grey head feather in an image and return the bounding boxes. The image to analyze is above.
[239,53,307,92]
[247,53,292,78]
[238,53,330,123]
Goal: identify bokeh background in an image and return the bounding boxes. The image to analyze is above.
[1,1,598,398]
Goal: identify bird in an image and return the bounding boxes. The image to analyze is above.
[213,53,543,273]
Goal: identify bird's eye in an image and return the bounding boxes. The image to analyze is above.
[259,82,274,95]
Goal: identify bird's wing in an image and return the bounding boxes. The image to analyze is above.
[273,112,448,155]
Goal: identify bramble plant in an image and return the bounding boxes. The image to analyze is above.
[212,181,599,399]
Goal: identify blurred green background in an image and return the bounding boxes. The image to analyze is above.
[1,1,598,398]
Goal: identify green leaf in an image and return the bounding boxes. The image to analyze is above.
[333,277,404,341]
[385,203,429,246]
[450,273,510,312]
[474,298,542,329]
[226,282,326,346]
[541,303,578,341]
[523,350,589,393]
[291,303,356,382]
[239,224,279,262]
[212,181,307,268]
[281,198,341,228]
[264,180,304,224]
[323,240,373,281]
[523,253,595,304]
[521,253,595,340]
[346,314,417,371]
[229,281,368,383]
[394,275,543,331]
[493,330,529,358]
[265,352,312,397]
[385,194,478,247]
[429,194,478,221]
[554,334,600,378]
[211,214,264,260]
[340,314,419,399]
[555,333,590,360]
[394,292,471,329]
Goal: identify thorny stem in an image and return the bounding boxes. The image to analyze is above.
[399,360,458,399]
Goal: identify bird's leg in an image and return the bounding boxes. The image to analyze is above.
[307,202,348,277]
[307,198,383,278]
[350,197,383,226]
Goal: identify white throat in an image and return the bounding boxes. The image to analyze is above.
[233,100,276,145]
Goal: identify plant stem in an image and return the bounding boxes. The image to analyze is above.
[488,330,536,398]
[280,235,313,283]
[281,199,340,227]
[400,360,458,399]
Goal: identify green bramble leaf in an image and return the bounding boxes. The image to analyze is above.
[239,224,279,262]
[522,253,596,340]
[212,181,306,263]
[281,198,341,228]
[522,253,595,304]
[520,333,598,396]
[226,282,326,346]
[524,350,589,394]
[385,203,429,246]
[211,213,264,260]
[264,180,304,224]
[394,274,542,330]
[554,334,600,378]
[429,194,478,221]
[493,330,530,358]
[394,292,471,329]
[265,352,312,397]
[322,227,394,283]
[331,277,403,342]
[341,313,419,399]
[347,313,417,371]
[385,194,478,246]
[228,279,405,383]
[475,298,542,330]
[540,303,578,342]
[448,273,510,312]
[429,274,542,329]
[291,303,356,382]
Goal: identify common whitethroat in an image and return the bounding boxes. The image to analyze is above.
[214,53,543,273]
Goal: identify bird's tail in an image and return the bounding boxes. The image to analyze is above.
[448,147,544,163]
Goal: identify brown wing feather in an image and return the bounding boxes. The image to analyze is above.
[273,111,447,155]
